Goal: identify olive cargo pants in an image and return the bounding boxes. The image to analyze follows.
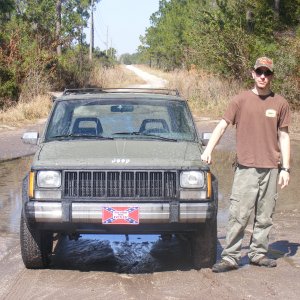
[221,166,278,265]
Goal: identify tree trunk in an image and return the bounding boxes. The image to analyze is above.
[246,9,254,33]
[89,0,94,61]
[56,0,62,56]
[274,0,280,13]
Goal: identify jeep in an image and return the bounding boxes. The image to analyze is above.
[20,88,218,269]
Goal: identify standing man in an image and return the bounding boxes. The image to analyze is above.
[201,57,291,273]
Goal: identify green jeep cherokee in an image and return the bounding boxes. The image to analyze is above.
[20,88,218,270]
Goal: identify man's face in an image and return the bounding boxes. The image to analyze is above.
[252,67,273,90]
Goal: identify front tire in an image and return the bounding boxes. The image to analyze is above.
[20,212,53,269]
[191,218,217,269]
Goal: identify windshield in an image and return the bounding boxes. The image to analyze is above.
[45,98,197,142]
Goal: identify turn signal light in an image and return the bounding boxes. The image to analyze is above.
[29,172,35,198]
[207,172,212,198]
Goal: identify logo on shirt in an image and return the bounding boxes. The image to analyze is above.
[265,109,277,118]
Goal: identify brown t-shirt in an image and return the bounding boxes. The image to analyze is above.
[223,90,290,168]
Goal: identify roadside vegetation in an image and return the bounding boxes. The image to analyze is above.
[0,1,102,110]
[0,95,51,127]
[136,65,241,118]
[0,1,143,128]
[125,0,300,109]
[142,66,242,117]
[1,1,299,130]
[0,65,144,128]
[89,65,145,88]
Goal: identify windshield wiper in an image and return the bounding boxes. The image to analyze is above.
[49,134,114,140]
[113,132,177,141]
[144,135,177,142]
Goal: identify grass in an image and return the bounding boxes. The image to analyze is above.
[167,69,241,119]
[0,95,52,129]
[89,64,145,88]
[137,65,242,119]
[0,65,144,129]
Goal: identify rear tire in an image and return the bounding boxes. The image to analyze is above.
[191,218,217,269]
[20,211,53,269]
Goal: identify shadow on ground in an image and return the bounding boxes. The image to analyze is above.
[50,234,223,274]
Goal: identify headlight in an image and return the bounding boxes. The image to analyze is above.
[180,171,204,188]
[37,171,61,188]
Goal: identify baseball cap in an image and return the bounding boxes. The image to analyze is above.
[254,57,274,72]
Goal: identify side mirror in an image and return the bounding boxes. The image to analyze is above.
[22,132,39,145]
[201,132,212,146]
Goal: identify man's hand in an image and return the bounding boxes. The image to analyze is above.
[278,127,290,190]
[201,152,212,164]
[200,119,229,165]
[278,170,290,189]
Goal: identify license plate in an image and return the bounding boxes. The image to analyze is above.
[102,207,139,225]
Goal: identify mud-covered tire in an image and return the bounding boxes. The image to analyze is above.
[191,218,217,270]
[20,212,53,269]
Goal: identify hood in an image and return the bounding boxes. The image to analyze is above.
[33,139,203,169]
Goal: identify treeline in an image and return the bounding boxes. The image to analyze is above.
[119,53,144,65]
[138,0,300,106]
[0,0,116,109]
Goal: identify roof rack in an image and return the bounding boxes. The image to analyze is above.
[62,87,180,96]
[62,88,105,95]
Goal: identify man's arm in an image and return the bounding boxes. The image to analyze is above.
[201,119,229,164]
[278,126,290,189]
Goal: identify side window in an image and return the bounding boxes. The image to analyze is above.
[46,102,74,137]
[168,104,191,133]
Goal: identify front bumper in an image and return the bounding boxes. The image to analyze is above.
[25,201,215,225]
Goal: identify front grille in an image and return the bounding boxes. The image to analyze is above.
[64,170,177,199]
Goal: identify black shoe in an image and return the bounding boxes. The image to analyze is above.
[250,256,277,268]
[212,259,239,273]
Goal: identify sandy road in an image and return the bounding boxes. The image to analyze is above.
[0,66,300,300]
[125,65,168,88]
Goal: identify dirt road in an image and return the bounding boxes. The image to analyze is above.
[125,65,168,88]
[0,66,299,300]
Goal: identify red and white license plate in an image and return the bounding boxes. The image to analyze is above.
[102,207,139,225]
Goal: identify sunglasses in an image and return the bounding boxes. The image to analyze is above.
[255,69,273,76]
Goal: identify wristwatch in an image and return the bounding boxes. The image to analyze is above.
[280,167,290,173]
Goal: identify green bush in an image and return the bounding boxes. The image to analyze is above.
[139,0,300,105]
[0,66,18,109]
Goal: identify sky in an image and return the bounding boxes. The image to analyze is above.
[91,0,160,56]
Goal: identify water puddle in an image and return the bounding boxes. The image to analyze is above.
[211,141,300,220]
[0,157,33,234]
